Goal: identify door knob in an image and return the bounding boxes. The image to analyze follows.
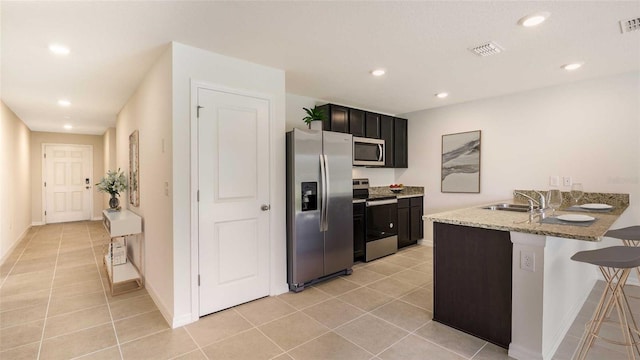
[261,204,270,211]
[86,186,91,190]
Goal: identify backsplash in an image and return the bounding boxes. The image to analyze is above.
[513,190,629,210]
[369,186,425,197]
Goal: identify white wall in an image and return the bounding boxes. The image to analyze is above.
[172,42,287,326]
[285,93,396,186]
[116,46,174,321]
[0,101,31,262]
[102,127,116,209]
[400,72,640,240]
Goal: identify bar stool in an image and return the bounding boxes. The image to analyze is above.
[571,246,640,359]
[606,226,640,281]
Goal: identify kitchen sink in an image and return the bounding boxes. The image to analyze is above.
[481,203,536,213]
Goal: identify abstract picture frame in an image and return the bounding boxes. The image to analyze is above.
[441,130,481,193]
[129,130,140,207]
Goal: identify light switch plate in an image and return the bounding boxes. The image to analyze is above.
[549,176,560,187]
[563,176,572,187]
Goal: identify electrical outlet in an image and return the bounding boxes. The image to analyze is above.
[549,176,560,187]
[563,176,572,187]
[520,250,535,272]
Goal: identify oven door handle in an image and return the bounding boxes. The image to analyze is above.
[366,199,398,207]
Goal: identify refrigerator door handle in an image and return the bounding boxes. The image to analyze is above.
[319,154,327,232]
[323,154,330,231]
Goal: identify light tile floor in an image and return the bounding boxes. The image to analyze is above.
[0,221,638,359]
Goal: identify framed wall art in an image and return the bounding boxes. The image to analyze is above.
[441,130,481,193]
[129,130,140,207]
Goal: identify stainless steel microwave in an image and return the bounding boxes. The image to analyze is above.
[353,137,385,166]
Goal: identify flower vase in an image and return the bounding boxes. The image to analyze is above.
[309,120,322,130]
[109,194,120,210]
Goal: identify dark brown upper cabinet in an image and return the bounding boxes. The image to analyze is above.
[365,112,381,139]
[315,103,408,168]
[349,108,365,137]
[318,104,349,133]
[380,115,394,168]
[394,118,408,168]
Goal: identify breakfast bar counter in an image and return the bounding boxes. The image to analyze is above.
[423,191,629,360]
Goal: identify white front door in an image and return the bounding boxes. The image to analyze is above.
[197,86,271,316]
[44,144,92,223]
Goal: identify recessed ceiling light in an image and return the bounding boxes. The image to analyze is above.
[435,92,449,99]
[561,62,584,71]
[49,43,70,55]
[58,99,71,107]
[371,69,386,77]
[63,124,73,130]
[518,12,550,27]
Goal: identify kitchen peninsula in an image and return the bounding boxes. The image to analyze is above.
[425,192,629,360]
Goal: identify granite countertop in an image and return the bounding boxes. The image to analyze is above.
[425,192,629,242]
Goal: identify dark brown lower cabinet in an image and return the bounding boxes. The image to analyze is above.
[353,202,366,262]
[397,196,423,248]
[433,222,512,349]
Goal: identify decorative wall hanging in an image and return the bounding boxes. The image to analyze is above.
[441,130,481,193]
[129,130,140,206]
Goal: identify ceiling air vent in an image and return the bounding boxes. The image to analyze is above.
[469,41,503,57]
[620,17,640,33]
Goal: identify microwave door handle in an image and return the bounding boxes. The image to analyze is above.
[377,144,383,162]
[323,155,330,231]
[319,154,327,232]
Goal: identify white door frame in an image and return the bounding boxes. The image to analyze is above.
[189,80,275,322]
[41,143,93,224]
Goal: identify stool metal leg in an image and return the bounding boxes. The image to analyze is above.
[623,239,640,283]
[575,267,640,360]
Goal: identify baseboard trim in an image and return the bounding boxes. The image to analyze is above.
[0,225,31,266]
[145,281,194,329]
[92,216,102,221]
[508,343,544,360]
[31,221,44,226]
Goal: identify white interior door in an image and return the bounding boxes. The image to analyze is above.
[197,87,271,316]
[44,144,92,223]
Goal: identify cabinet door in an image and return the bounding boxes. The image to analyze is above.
[397,207,411,248]
[349,108,365,137]
[319,104,349,133]
[394,118,408,168]
[330,105,349,133]
[365,112,381,139]
[410,197,423,241]
[410,206,423,241]
[353,203,366,261]
[380,115,394,168]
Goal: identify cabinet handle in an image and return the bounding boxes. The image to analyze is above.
[261,204,270,211]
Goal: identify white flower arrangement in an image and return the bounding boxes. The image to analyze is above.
[96,169,127,196]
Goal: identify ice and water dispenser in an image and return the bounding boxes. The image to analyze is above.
[301,182,317,211]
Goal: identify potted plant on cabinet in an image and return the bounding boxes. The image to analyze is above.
[302,106,326,130]
[96,169,127,210]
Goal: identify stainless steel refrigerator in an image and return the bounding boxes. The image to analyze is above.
[286,128,353,292]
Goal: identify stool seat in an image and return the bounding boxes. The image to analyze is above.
[571,246,640,269]
[606,226,640,241]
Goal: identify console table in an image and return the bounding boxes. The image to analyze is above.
[102,209,143,295]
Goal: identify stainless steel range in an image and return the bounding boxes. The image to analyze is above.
[353,179,398,261]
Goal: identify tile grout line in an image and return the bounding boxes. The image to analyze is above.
[0,225,42,288]
[36,223,65,359]
[181,325,212,360]
[88,222,125,360]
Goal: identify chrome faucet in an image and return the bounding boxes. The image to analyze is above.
[513,191,547,212]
